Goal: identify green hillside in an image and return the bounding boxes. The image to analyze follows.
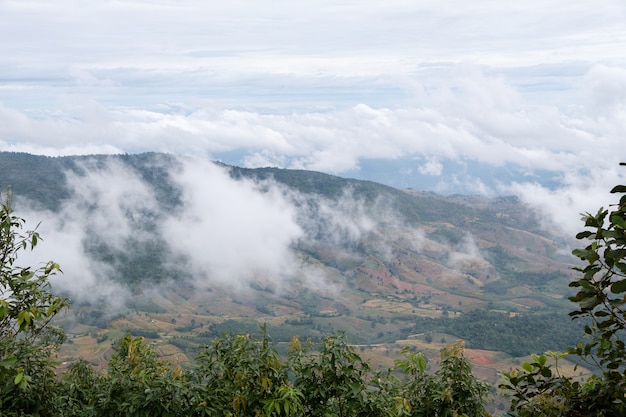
[0,151,581,363]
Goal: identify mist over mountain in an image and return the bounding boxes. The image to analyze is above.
[0,151,582,360]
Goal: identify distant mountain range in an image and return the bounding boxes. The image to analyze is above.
[0,151,584,367]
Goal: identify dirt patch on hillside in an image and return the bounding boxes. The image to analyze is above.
[464,348,497,365]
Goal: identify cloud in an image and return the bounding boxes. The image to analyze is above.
[2,1,626,240]
[14,157,307,302]
[12,153,431,306]
[1,63,623,175]
[510,166,626,237]
[418,158,443,176]
[447,233,484,268]
[2,1,623,76]
[17,159,159,305]
[161,158,303,291]
[583,64,626,113]
[294,188,378,249]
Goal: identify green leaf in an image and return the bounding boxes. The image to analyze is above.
[14,372,23,385]
[576,231,594,239]
[611,280,626,294]
[611,215,626,229]
[605,248,626,262]
[0,357,17,368]
[579,295,602,311]
[572,248,600,264]
[610,185,626,194]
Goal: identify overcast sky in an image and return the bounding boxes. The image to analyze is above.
[2,0,626,232]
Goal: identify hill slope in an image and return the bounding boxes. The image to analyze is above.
[0,151,582,367]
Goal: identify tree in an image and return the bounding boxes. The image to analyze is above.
[0,190,69,414]
[396,341,490,417]
[289,333,391,417]
[193,325,296,416]
[501,166,626,416]
[58,358,104,417]
[97,335,190,416]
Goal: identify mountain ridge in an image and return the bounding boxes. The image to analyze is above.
[0,151,582,368]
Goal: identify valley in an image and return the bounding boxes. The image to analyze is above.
[2,151,590,406]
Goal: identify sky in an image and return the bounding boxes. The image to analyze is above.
[2,0,626,234]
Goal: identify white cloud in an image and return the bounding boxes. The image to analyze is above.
[17,159,159,305]
[418,158,443,176]
[583,64,626,113]
[161,158,303,290]
[296,188,378,248]
[510,166,626,237]
[1,65,624,183]
[1,0,626,238]
[448,233,484,268]
[1,0,624,106]
[14,157,314,301]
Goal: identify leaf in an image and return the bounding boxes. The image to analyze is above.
[579,295,602,311]
[576,231,594,239]
[605,247,626,263]
[572,248,599,264]
[536,355,547,366]
[403,398,411,412]
[0,357,17,368]
[611,280,626,294]
[610,185,626,194]
[611,215,626,229]
[14,372,23,385]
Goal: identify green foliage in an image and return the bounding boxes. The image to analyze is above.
[289,333,389,417]
[193,324,294,416]
[55,329,488,417]
[499,350,625,416]
[58,359,104,416]
[0,190,69,415]
[500,352,567,416]
[0,152,71,211]
[410,310,583,357]
[57,336,190,417]
[568,184,626,373]
[96,335,189,416]
[500,167,626,416]
[396,341,490,417]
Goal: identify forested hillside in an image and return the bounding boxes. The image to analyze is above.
[0,151,589,415]
[0,151,580,357]
[1,195,492,416]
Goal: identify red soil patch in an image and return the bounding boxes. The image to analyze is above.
[471,356,496,365]
[464,348,497,365]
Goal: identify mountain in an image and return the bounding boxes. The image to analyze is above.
[0,152,584,372]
